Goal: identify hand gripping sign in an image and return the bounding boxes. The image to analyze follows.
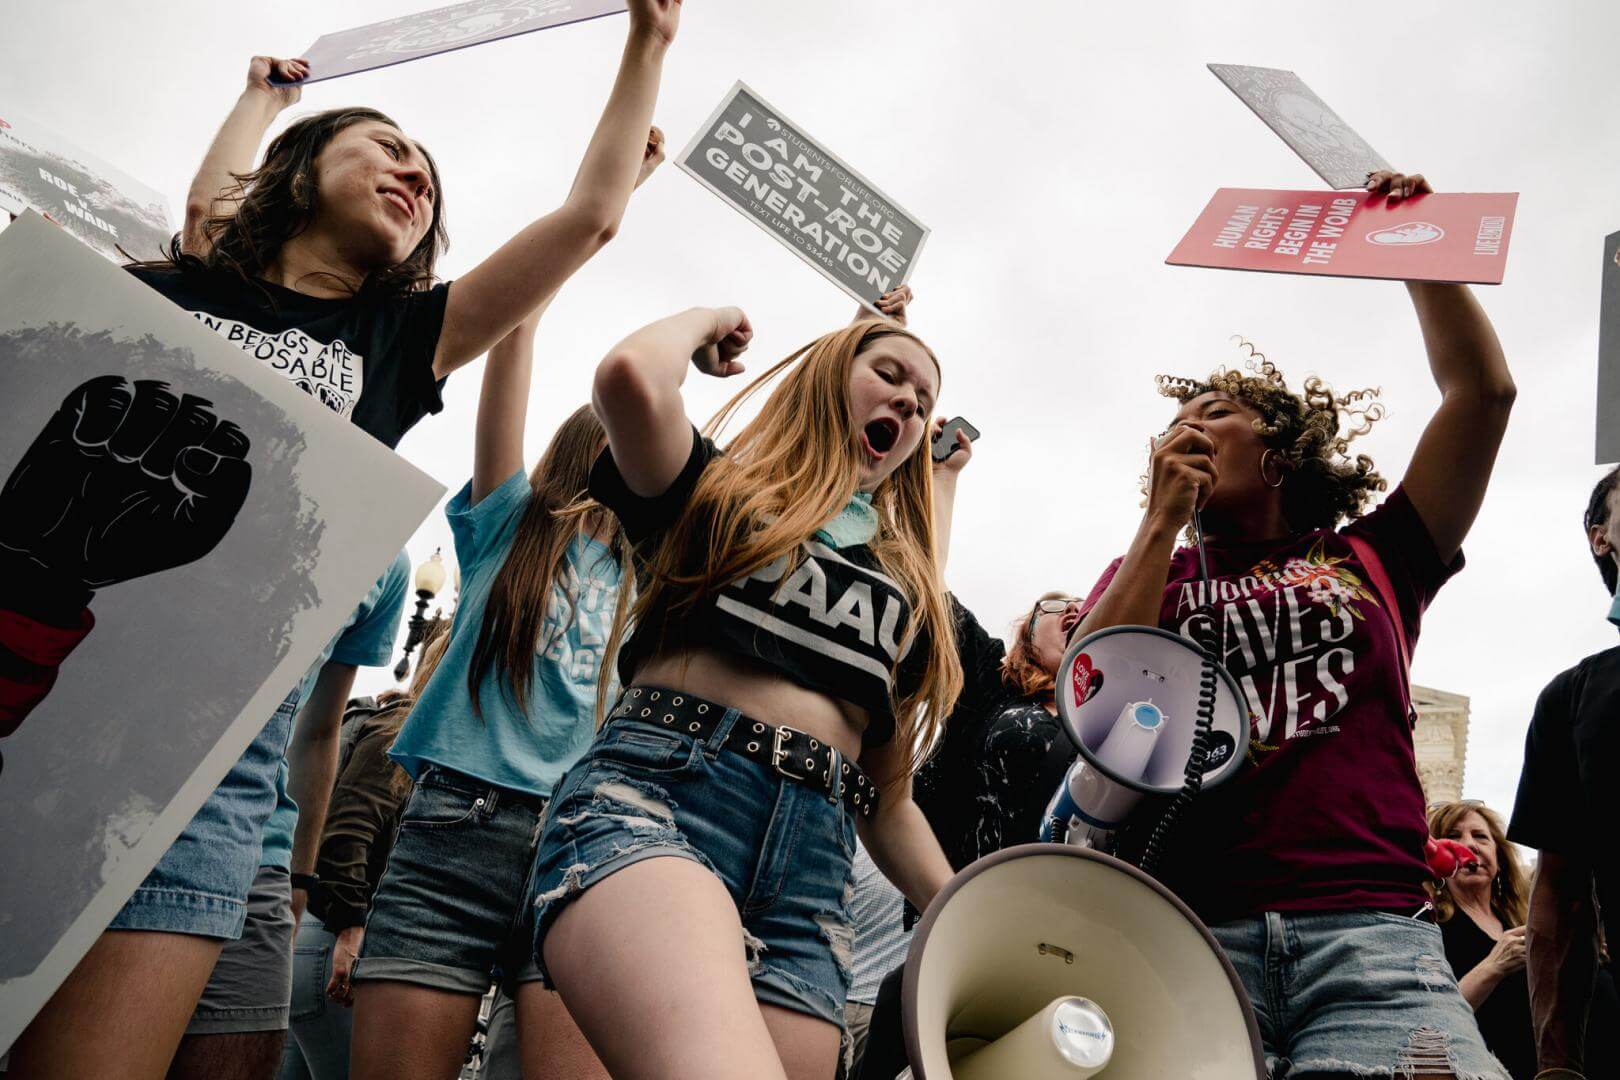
[1166,188,1518,285]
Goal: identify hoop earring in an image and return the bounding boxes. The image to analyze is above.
[1259,449,1286,489]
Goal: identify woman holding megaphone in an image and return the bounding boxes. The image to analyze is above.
[1069,170,1516,1080]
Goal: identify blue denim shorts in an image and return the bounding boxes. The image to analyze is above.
[107,689,300,939]
[1211,910,1510,1079]
[354,765,549,996]
[530,696,858,1025]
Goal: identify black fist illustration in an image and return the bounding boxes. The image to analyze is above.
[1,376,252,590]
[0,377,252,747]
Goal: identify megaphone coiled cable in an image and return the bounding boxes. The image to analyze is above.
[1137,507,1222,877]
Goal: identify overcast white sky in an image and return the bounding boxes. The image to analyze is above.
[3,1,1615,820]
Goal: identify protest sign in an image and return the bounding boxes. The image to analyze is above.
[0,107,171,263]
[1598,230,1620,463]
[275,0,627,85]
[678,81,929,314]
[1208,65,1391,190]
[0,214,444,1048]
[1166,188,1517,285]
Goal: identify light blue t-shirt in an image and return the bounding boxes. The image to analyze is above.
[389,469,621,798]
[259,550,411,868]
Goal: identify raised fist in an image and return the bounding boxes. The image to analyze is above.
[0,376,252,591]
[0,376,253,749]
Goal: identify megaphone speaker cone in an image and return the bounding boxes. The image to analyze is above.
[903,844,1264,1079]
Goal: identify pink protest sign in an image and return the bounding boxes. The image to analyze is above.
[1166,188,1518,284]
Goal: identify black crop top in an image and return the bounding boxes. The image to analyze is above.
[589,427,926,748]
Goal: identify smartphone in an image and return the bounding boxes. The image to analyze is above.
[932,416,981,462]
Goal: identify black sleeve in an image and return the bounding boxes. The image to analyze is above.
[1507,665,1588,856]
[588,425,716,547]
[949,594,1009,723]
[383,280,452,430]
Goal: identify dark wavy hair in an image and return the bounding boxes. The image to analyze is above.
[1154,340,1388,532]
[1585,465,1620,595]
[135,107,448,297]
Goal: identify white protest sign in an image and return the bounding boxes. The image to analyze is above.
[277,0,628,85]
[678,81,929,314]
[0,108,172,263]
[0,214,444,1047]
[1208,64,1392,190]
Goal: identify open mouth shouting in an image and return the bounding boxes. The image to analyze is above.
[860,417,901,461]
[1061,610,1082,636]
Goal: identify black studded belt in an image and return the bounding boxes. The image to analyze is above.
[609,685,879,819]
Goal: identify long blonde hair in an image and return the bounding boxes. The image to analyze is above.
[605,320,962,774]
[1427,801,1530,928]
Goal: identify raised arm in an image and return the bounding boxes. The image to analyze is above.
[182,56,307,256]
[1366,170,1516,563]
[592,305,751,497]
[930,414,972,573]
[471,307,546,505]
[471,134,666,504]
[433,0,681,379]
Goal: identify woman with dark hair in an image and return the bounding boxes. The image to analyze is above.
[1071,170,1517,1079]
[6,6,683,1077]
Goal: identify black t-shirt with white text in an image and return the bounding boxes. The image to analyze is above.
[127,265,450,449]
[589,426,927,748]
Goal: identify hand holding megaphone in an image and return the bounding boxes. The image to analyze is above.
[1147,424,1218,530]
[1424,837,1479,880]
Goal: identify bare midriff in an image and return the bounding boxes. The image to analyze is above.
[631,645,868,762]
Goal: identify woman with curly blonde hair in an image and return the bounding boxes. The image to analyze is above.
[1071,170,1517,1079]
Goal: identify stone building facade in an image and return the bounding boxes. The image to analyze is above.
[1412,685,1470,804]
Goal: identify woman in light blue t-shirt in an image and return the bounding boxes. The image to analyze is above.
[348,310,628,1077]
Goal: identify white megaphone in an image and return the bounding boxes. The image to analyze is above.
[1042,626,1248,849]
[900,844,1264,1078]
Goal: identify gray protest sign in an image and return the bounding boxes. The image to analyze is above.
[280,0,627,85]
[0,214,444,1046]
[677,81,928,313]
[1598,231,1620,463]
[1208,64,1391,190]
[0,107,172,263]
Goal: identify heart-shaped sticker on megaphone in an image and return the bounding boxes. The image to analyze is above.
[1365,221,1445,246]
[1071,653,1104,707]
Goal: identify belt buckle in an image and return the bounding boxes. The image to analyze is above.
[771,724,812,782]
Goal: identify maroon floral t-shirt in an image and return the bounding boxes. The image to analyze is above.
[1078,486,1461,924]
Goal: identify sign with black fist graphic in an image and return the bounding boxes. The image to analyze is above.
[0,213,444,1047]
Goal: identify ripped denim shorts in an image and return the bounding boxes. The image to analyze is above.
[1210,910,1510,1079]
[529,689,858,1026]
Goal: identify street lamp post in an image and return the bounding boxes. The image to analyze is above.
[394,548,448,681]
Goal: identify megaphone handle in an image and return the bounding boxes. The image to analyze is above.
[1137,509,1222,876]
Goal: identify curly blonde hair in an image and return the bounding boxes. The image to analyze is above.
[1155,339,1388,532]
